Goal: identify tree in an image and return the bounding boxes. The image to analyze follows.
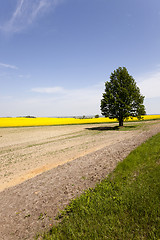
[101,67,146,127]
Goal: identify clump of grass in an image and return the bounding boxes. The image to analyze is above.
[38,133,160,240]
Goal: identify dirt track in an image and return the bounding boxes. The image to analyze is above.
[0,121,160,240]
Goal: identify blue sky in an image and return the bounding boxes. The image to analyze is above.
[0,0,160,117]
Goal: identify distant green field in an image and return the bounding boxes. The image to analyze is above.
[37,133,160,240]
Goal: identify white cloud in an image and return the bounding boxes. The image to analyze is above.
[0,83,104,117]
[137,70,160,99]
[18,74,31,78]
[0,0,63,33]
[0,96,12,100]
[29,83,104,116]
[0,62,18,70]
[31,87,65,93]
[31,83,104,99]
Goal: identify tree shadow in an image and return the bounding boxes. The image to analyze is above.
[86,126,119,131]
[86,125,137,131]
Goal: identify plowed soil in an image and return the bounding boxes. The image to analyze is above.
[0,121,160,240]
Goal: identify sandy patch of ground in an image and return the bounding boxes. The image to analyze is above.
[0,121,160,240]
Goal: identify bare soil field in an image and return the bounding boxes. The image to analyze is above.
[0,122,141,192]
[0,121,160,240]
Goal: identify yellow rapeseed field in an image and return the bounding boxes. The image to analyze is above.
[0,115,160,127]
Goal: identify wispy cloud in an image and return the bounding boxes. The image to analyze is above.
[31,86,65,94]
[0,83,104,117]
[28,83,104,116]
[0,62,18,70]
[0,95,12,100]
[0,0,63,33]
[18,74,31,78]
[31,83,104,97]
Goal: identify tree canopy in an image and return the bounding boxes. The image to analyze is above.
[101,67,146,126]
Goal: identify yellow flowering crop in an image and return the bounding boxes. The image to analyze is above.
[0,117,115,127]
[0,115,159,128]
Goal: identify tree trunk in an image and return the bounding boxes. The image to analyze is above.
[119,119,123,127]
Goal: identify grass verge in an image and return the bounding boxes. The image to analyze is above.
[37,133,160,240]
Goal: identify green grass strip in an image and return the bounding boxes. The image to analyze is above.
[39,133,160,240]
